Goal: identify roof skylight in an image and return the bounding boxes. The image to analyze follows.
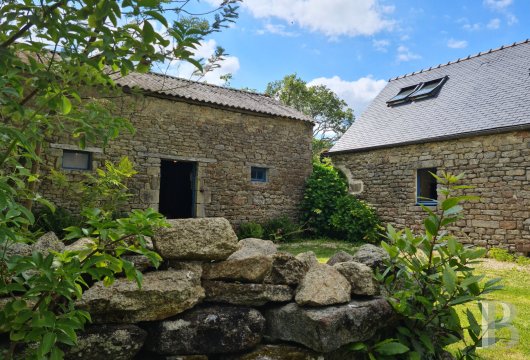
[386,85,420,106]
[409,77,447,100]
[387,76,448,106]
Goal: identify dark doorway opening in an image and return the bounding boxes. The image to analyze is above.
[159,160,196,219]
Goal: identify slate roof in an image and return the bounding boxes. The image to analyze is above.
[330,39,530,153]
[115,72,312,122]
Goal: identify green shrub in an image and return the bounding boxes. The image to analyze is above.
[238,222,264,239]
[351,172,501,359]
[32,206,81,239]
[262,216,302,242]
[329,195,381,243]
[488,247,530,265]
[487,247,515,262]
[301,159,348,235]
[301,158,381,243]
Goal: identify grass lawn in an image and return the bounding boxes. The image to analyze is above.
[278,238,361,263]
[279,240,529,360]
[457,259,530,360]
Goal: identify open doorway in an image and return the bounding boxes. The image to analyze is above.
[159,160,197,219]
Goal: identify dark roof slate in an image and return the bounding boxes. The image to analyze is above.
[115,72,312,122]
[330,39,530,153]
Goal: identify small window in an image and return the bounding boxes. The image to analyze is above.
[386,85,420,106]
[417,168,437,205]
[251,167,268,183]
[62,150,92,170]
[409,77,447,100]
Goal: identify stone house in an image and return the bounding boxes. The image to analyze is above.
[42,72,313,225]
[328,40,530,252]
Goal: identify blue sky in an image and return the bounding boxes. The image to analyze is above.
[167,0,529,115]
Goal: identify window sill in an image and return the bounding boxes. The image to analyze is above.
[416,202,438,207]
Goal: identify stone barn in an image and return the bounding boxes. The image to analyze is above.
[328,40,530,252]
[41,72,313,225]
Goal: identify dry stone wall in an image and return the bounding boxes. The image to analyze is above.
[330,131,530,251]
[0,218,394,359]
[40,94,313,225]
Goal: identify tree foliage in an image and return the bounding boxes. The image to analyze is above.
[0,1,239,358]
[265,74,355,144]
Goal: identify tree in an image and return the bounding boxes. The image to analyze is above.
[0,1,239,358]
[265,74,355,147]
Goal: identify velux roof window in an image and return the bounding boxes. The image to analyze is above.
[387,76,448,106]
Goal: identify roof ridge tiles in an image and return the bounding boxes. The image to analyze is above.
[388,38,530,82]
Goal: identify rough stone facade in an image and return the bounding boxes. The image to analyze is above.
[330,131,530,251]
[40,93,313,225]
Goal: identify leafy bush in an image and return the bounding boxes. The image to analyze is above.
[487,247,515,262]
[301,159,348,235]
[351,172,502,359]
[32,207,80,239]
[329,195,381,243]
[50,157,137,214]
[238,222,264,239]
[262,216,302,242]
[301,159,381,243]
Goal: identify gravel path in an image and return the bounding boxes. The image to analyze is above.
[478,258,530,273]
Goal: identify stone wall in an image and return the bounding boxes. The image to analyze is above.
[0,218,394,359]
[330,131,530,251]
[40,93,313,225]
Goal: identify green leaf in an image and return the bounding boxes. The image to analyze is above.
[419,333,435,353]
[466,309,480,336]
[138,0,159,6]
[424,217,438,236]
[349,342,367,351]
[442,197,460,211]
[50,346,64,360]
[447,238,457,255]
[61,95,72,115]
[142,20,155,43]
[443,265,457,293]
[146,10,168,27]
[41,332,56,355]
[375,341,410,355]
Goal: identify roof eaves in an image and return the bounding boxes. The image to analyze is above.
[328,123,530,155]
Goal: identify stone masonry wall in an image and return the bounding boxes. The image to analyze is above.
[330,131,530,251]
[0,218,395,359]
[40,93,313,225]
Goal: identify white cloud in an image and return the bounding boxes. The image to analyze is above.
[483,0,517,25]
[396,45,421,62]
[463,23,481,31]
[257,23,298,37]
[447,38,468,49]
[372,39,390,52]
[157,39,240,86]
[242,0,395,37]
[506,13,518,25]
[308,75,387,115]
[483,0,512,10]
[487,18,501,29]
